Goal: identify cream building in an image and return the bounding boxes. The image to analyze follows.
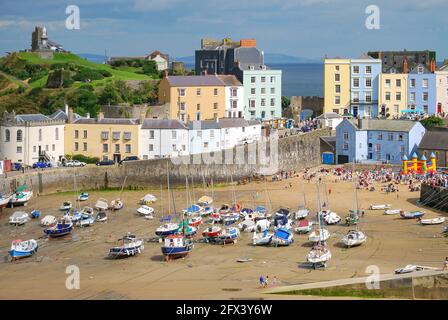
[324,59,351,115]
[64,110,141,163]
[0,111,65,165]
[158,75,231,122]
[379,69,408,117]
[436,64,448,114]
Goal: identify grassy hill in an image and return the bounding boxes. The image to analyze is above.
[0,52,160,117]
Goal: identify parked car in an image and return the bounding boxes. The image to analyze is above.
[65,160,87,167]
[96,160,115,166]
[32,161,52,169]
[119,156,139,165]
[12,162,23,171]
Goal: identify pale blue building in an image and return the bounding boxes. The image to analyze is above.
[407,64,437,115]
[349,55,382,118]
[335,118,426,164]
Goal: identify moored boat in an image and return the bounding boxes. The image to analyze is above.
[370,204,391,210]
[308,228,330,242]
[44,218,73,238]
[137,205,154,217]
[8,239,38,260]
[140,194,157,205]
[95,198,109,211]
[0,193,12,209]
[96,211,108,222]
[271,228,294,246]
[9,186,33,207]
[384,209,401,215]
[9,211,30,225]
[323,211,341,225]
[188,215,202,227]
[161,234,193,261]
[155,223,179,237]
[252,229,273,245]
[341,230,367,248]
[400,211,425,219]
[109,234,144,258]
[41,215,57,226]
[78,192,89,201]
[307,242,332,269]
[295,206,310,220]
[59,201,72,211]
[217,227,239,244]
[110,199,124,211]
[202,225,222,239]
[294,219,313,234]
[419,217,445,225]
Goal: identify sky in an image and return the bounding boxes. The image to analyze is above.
[0,0,447,60]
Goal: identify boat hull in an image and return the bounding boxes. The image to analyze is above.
[109,245,143,258]
[155,229,179,237]
[9,246,38,259]
[161,245,193,260]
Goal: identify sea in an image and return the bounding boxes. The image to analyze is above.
[185,62,324,98]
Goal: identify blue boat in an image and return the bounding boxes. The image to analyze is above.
[182,204,201,215]
[8,239,38,260]
[161,234,194,261]
[155,223,179,237]
[255,206,267,214]
[78,192,89,201]
[400,211,425,219]
[44,219,73,238]
[272,228,294,246]
[31,210,41,219]
[217,227,239,244]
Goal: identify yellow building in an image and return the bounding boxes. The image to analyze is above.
[158,75,228,122]
[64,110,141,162]
[324,59,351,115]
[379,70,408,118]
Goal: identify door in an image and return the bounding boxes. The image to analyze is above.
[437,103,442,114]
[337,155,349,164]
[113,154,121,163]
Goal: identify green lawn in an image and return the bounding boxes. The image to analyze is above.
[17,52,153,81]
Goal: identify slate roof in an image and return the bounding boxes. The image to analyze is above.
[216,75,242,86]
[74,118,139,125]
[15,114,50,122]
[348,119,420,132]
[316,112,342,120]
[142,119,187,130]
[50,109,83,121]
[166,75,224,87]
[418,130,448,150]
[187,118,261,130]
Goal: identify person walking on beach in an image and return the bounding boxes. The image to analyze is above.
[264,275,269,288]
[361,209,365,217]
[443,257,448,271]
[259,275,264,288]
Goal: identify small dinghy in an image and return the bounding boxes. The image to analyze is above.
[419,217,445,225]
[44,218,73,238]
[140,194,157,205]
[252,230,273,246]
[96,211,108,222]
[59,201,72,211]
[345,210,360,226]
[271,228,294,246]
[295,206,310,219]
[110,199,124,211]
[78,192,89,201]
[9,211,30,225]
[400,211,425,219]
[217,227,239,244]
[384,209,401,215]
[370,204,391,210]
[109,234,144,258]
[323,211,341,225]
[294,219,313,234]
[41,215,57,226]
[8,239,38,260]
[137,205,154,217]
[161,234,193,261]
[95,198,109,211]
[182,204,202,216]
[188,215,202,227]
[155,223,179,237]
[31,210,41,219]
[202,226,222,240]
[308,228,330,242]
[307,242,332,269]
[341,230,367,248]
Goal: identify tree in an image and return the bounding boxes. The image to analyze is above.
[98,84,120,105]
[420,116,444,129]
[281,96,290,110]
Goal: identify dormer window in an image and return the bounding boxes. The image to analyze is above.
[418,66,423,74]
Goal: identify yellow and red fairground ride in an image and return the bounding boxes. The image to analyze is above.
[402,152,436,175]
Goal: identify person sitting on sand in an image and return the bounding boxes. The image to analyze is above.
[264,275,269,288]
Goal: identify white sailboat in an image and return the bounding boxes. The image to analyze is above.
[341,174,367,248]
[307,182,331,269]
[295,181,310,219]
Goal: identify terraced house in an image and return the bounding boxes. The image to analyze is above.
[323,58,351,115]
[407,63,436,115]
[378,68,408,117]
[64,109,141,163]
[158,75,243,122]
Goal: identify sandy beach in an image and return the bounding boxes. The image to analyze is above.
[0,170,446,300]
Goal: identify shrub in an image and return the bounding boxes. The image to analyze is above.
[66,154,100,164]
[73,68,104,82]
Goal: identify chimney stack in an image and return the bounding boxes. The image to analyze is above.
[67,107,74,124]
[98,111,105,121]
[430,58,436,73]
[403,57,409,74]
[357,117,363,129]
[139,110,146,124]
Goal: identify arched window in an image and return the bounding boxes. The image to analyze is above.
[39,129,42,141]
[16,129,23,142]
[55,127,59,140]
[5,129,10,142]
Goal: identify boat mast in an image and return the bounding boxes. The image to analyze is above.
[316,182,323,242]
[302,180,306,207]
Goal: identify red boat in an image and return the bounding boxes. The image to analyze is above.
[202,226,222,238]
[189,216,202,227]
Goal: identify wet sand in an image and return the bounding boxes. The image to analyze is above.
[0,172,446,300]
